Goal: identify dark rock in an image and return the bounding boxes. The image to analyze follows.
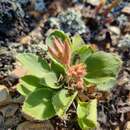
[0,114,5,129]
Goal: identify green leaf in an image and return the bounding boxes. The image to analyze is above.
[72,45,93,64]
[71,35,85,52]
[17,53,59,89]
[77,99,97,130]
[22,88,56,120]
[85,51,122,90]
[51,57,66,77]
[86,51,122,78]
[96,78,116,91]
[85,77,116,91]
[17,75,43,97]
[52,89,77,118]
[40,72,60,89]
[46,30,70,48]
[17,53,50,78]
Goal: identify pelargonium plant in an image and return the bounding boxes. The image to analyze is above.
[16,30,122,130]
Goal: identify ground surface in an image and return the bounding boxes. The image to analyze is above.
[0,0,130,130]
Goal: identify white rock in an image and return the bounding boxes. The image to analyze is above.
[108,26,121,36]
[86,0,100,6]
[108,26,121,46]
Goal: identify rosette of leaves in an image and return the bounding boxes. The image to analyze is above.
[16,30,122,130]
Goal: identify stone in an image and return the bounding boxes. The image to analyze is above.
[126,121,130,130]
[5,112,22,129]
[108,26,121,36]
[108,26,121,46]
[34,0,46,12]
[86,0,100,6]
[122,4,130,14]
[124,23,130,33]
[12,95,25,104]
[0,85,11,106]
[19,19,44,44]
[0,104,19,118]
[127,111,130,120]
[115,127,120,130]
[0,114,5,129]
[117,71,129,86]
[17,121,54,130]
[17,0,30,6]
[48,0,64,16]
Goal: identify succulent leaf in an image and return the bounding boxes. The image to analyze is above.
[22,88,56,120]
[77,99,97,130]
